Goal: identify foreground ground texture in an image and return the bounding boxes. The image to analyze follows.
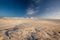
[0,18,60,40]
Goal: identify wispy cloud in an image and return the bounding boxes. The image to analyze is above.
[26,0,60,19]
[26,8,35,15]
[26,8,38,15]
[32,0,41,3]
[26,0,41,15]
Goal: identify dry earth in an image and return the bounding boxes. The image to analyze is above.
[0,18,60,40]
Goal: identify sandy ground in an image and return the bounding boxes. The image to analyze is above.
[0,18,60,40]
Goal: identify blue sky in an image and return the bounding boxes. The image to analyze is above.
[0,0,28,17]
[0,0,60,19]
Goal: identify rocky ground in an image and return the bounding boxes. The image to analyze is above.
[0,18,60,40]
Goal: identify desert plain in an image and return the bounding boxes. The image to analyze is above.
[0,18,60,40]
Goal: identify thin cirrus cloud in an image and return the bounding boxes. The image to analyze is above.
[26,0,60,19]
[26,0,40,15]
[26,8,38,15]
[26,8,35,15]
